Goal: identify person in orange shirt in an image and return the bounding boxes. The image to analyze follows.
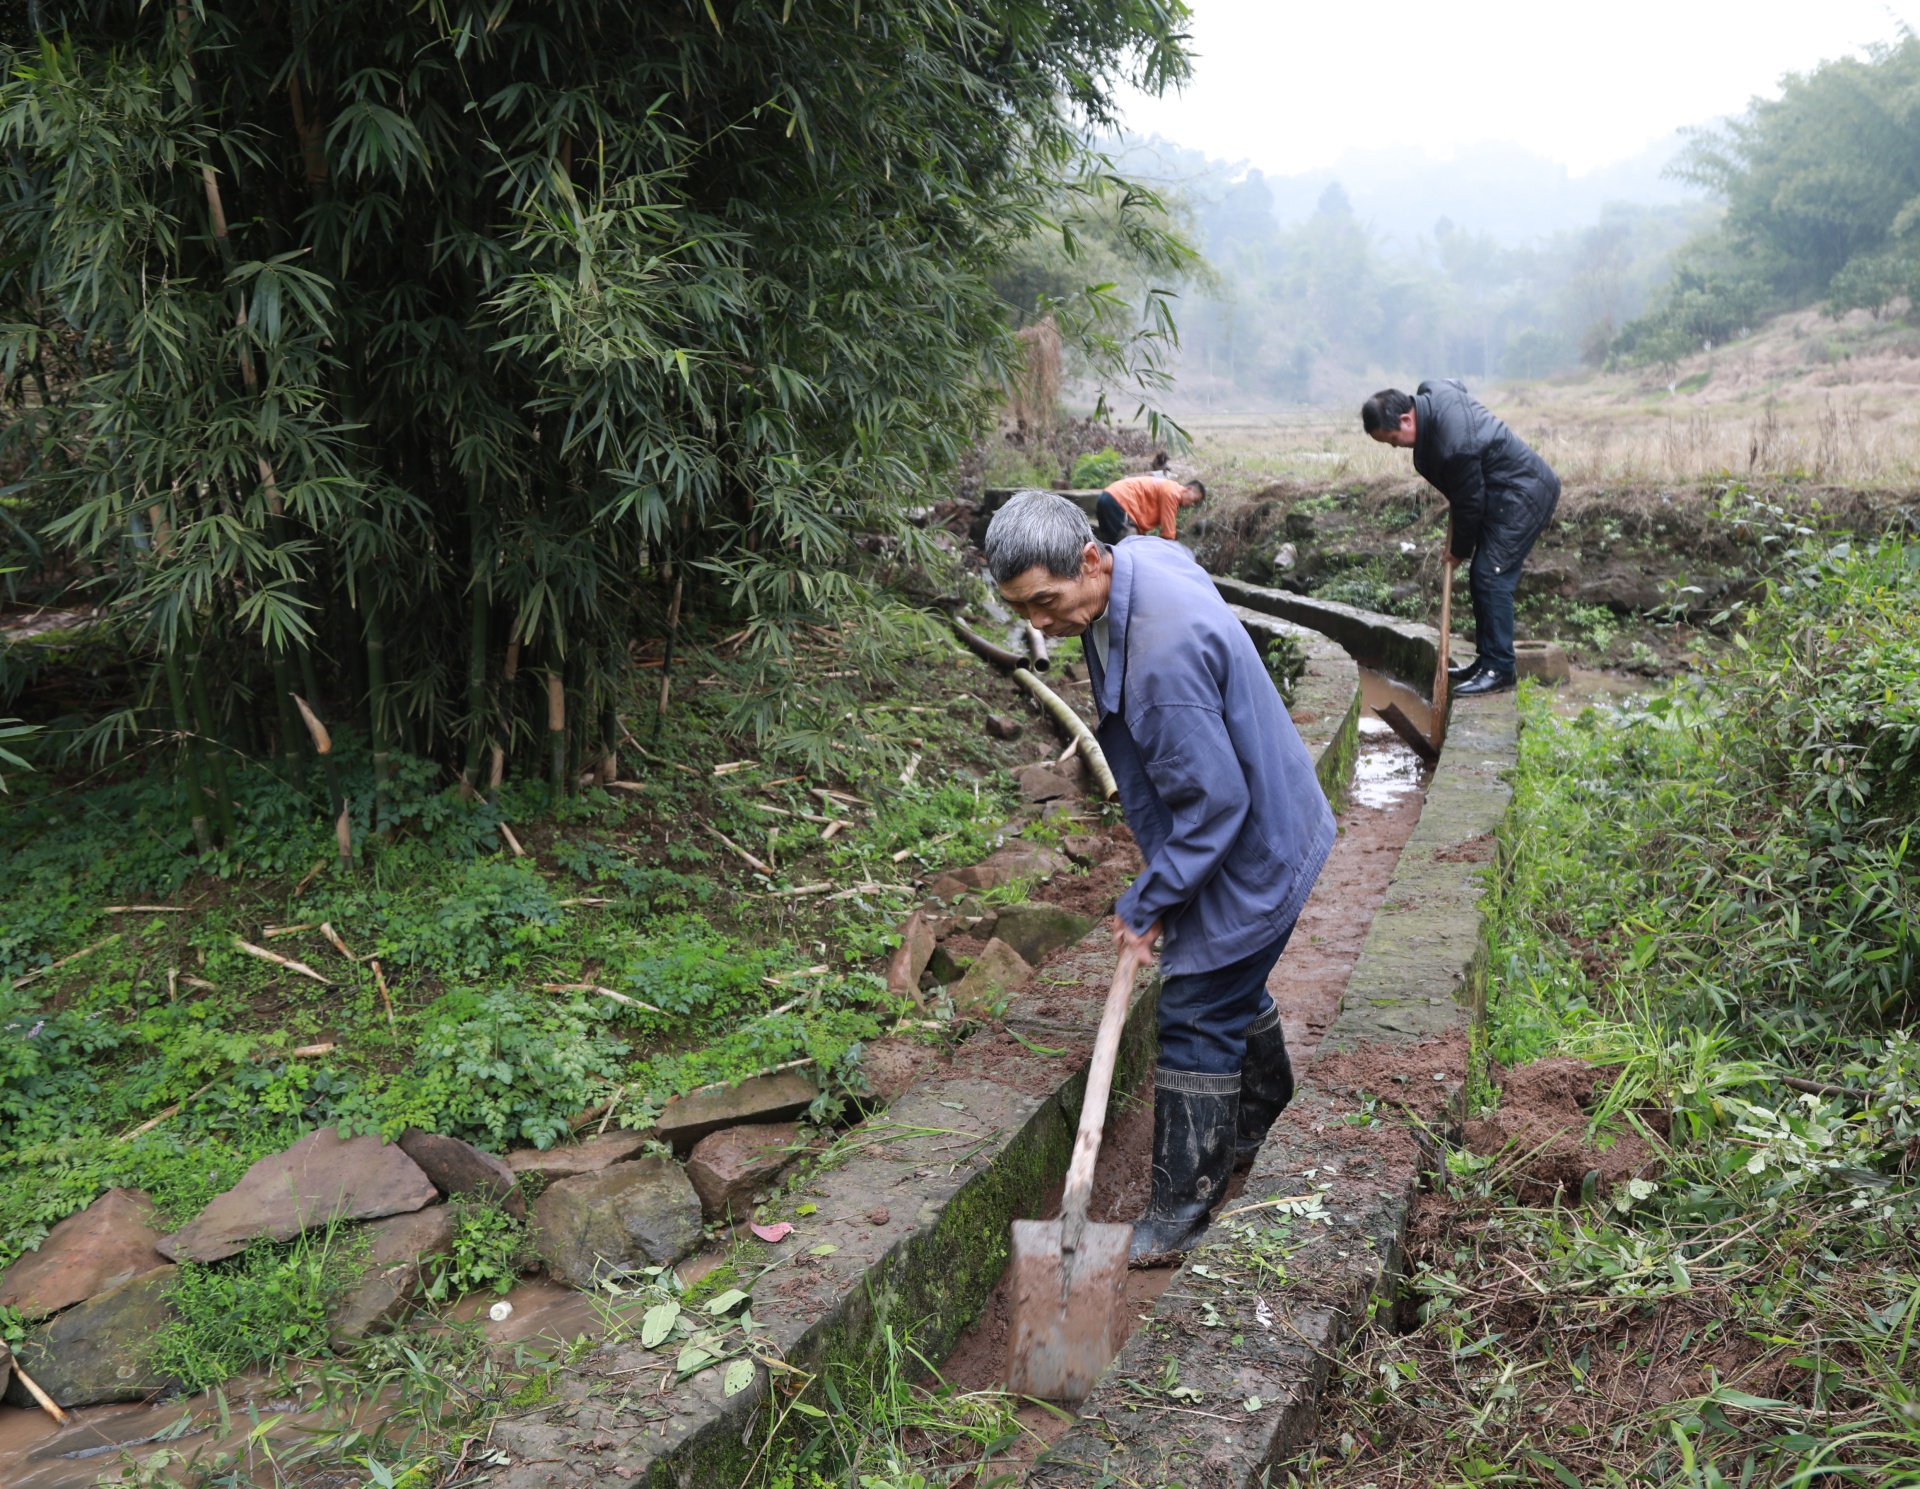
[1095,474,1206,545]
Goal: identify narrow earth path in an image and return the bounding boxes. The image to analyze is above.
[929,674,1431,1473]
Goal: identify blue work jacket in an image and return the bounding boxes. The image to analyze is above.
[1084,538,1335,976]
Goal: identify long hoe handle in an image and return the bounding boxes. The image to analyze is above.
[1059,946,1143,1258]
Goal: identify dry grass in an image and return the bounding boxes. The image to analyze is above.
[1155,305,1920,493]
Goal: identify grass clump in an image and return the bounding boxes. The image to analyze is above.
[151,1227,366,1392]
[425,1201,528,1303]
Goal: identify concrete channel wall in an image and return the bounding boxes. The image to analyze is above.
[1025,580,1521,1488]
[483,632,1361,1489]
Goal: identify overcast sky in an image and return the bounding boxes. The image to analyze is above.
[1116,0,1920,178]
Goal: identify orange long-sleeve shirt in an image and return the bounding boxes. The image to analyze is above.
[1105,476,1187,540]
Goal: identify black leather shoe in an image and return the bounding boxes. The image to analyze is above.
[1130,1068,1239,1265]
[1235,999,1295,1167]
[1447,658,1482,684]
[1453,667,1516,697]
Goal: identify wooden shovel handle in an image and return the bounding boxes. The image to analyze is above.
[1060,946,1144,1252]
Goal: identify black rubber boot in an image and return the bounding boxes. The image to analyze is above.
[1129,1068,1239,1265]
[1447,658,1482,684]
[1454,667,1516,697]
[1235,999,1295,1167]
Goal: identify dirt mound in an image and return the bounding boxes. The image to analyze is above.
[1464,1058,1661,1204]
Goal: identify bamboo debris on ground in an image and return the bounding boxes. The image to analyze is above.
[371,959,396,1027]
[704,824,773,875]
[767,882,835,897]
[499,823,527,857]
[11,1361,68,1425]
[12,935,120,989]
[232,937,332,985]
[102,904,190,914]
[540,982,666,1015]
[1013,666,1118,801]
[687,1056,815,1096]
[117,1077,220,1142]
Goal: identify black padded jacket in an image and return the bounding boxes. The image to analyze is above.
[1411,378,1560,573]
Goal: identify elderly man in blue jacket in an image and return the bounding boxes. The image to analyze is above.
[984,490,1335,1262]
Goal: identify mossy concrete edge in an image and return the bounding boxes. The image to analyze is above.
[1027,688,1521,1489]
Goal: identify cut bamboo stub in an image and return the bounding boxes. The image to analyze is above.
[1013,667,1118,802]
[1024,622,1051,671]
[232,937,333,985]
[11,1359,68,1425]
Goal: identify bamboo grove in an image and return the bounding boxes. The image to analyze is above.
[0,0,1190,855]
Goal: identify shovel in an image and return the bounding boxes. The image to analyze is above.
[1005,945,1144,1400]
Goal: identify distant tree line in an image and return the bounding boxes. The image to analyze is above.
[1616,35,1920,366]
[1108,138,1711,404]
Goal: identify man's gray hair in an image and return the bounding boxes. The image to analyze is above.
[983,489,1096,583]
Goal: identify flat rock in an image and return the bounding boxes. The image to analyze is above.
[400,1129,527,1217]
[4,1268,178,1408]
[1060,833,1104,866]
[505,1127,656,1184]
[327,1206,458,1348]
[1016,763,1078,803]
[983,714,1022,740]
[951,938,1033,1015]
[684,1123,802,1220]
[0,1188,170,1318]
[859,1035,950,1103]
[928,840,1071,902]
[656,1072,818,1152]
[885,910,936,1003]
[158,1128,437,1264]
[989,903,1093,966]
[531,1159,703,1288]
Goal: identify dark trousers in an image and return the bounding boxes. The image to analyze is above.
[1094,491,1134,546]
[1156,924,1293,1074]
[1467,550,1524,675]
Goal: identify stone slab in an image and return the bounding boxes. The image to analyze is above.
[951,937,1034,1015]
[1216,574,1442,686]
[158,1128,437,1264]
[684,1123,802,1220]
[504,1126,656,1183]
[0,1188,169,1318]
[399,1129,526,1217]
[989,904,1094,967]
[656,1071,819,1152]
[5,1268,178,1408]
[530,1158,704,1287]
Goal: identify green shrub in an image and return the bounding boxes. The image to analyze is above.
[425,1201,526,1301]
[1069,447,1124,487]
[1263,633,1309,705]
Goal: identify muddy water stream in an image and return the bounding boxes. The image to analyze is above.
[931,669,1434,1472]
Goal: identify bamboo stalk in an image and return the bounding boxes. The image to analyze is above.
[464,480,491,791]
[232,937,333,985]
[11,1360,69,1425]
[271,646,305,787]
[1024,622,1051,671]
[1013,667,1118,802]
[947,613,1022,670]
[539,982,666,1014]
[371,959,395,1027]
[116,1077,218,1143]
[686,1056,814,1096]
[547,670,567,805]
[499,822,527,857]
[162,647,215,854]
[184,632,238,843]
[704,824,773,875]
[656,572,685,730]
[364,601,391,832]
[13,936,120,989]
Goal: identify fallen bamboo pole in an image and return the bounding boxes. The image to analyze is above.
[1013,667,1118,802]
[946,613,1022,670]
[1024,622,1051,672]
[11,1360,68,1425]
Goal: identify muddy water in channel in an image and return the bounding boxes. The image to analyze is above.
[931,669,1433,1473]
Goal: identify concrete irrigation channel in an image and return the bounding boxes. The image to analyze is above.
[462,579,1520,1489]
[0,578,1513,1489]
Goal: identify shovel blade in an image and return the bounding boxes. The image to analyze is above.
[1004,1218,1130,1400]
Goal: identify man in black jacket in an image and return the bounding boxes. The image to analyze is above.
[1361,380,1559,695]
